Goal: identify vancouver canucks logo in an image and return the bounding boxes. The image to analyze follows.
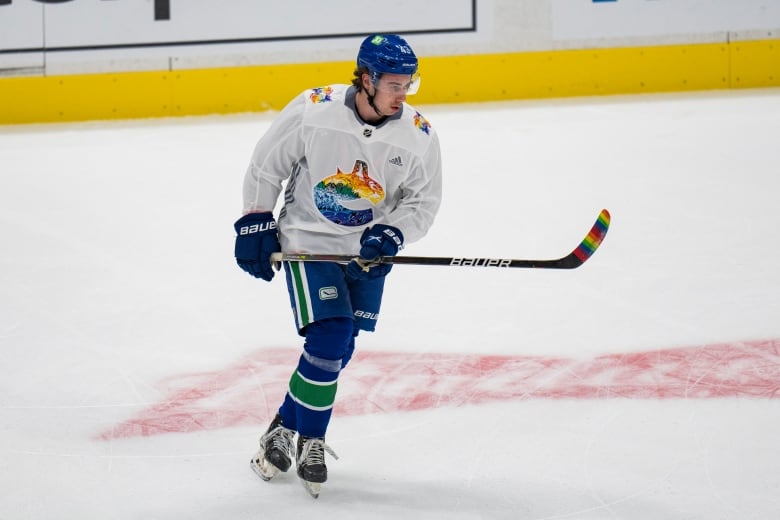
[414,111,431,135]
[313,160,384,226]
[309,86,334,103]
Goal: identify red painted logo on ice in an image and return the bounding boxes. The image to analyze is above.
[98,338,780,439]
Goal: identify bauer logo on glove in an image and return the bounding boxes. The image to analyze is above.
[239,220,277,235]
[233,212,281,282]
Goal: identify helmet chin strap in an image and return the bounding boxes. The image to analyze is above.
[366,85,386,118]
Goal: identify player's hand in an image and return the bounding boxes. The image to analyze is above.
[233,212,281,281]
[346,224,403,280]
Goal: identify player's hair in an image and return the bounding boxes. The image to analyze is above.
[352,66,369,92]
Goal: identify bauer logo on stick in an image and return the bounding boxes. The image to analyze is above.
[450,258,512,267]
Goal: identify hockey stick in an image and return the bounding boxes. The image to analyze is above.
[270,208,611,270]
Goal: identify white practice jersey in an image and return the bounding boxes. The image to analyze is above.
[242,84,442,255]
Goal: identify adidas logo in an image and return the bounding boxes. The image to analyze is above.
[389,156,403,167]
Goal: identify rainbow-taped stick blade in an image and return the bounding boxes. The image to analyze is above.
[501,207,611,269]
[567,208,611,267]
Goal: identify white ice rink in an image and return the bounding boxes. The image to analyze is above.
[2,88,779,519]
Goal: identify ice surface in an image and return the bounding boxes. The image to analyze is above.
[1,88,779,519]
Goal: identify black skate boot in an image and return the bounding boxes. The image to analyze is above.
[250,414,295,481]
[296,436,338,498]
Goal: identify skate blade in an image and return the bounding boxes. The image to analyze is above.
[301,479,321,498]
[250,457,280,482]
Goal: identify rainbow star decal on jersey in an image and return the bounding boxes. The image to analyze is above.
[313,160,385,226]
[414,111,431,134]
[309,86,334,103]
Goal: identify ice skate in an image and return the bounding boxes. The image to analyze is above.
[296,436,338,498]
[249,414,295,482]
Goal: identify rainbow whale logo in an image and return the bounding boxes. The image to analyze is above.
[313,160,384,226]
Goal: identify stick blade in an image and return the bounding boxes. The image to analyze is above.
[558,208,611,269]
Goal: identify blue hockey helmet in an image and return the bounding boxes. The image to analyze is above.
[357,34,418,77]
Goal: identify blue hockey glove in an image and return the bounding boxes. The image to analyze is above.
[234,212,281,281]
[346,224,404,280]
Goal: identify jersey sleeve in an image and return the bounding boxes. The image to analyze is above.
[241,94,307,214]
[386,130,443,245]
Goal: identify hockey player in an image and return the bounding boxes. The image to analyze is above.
[233,34,442,497]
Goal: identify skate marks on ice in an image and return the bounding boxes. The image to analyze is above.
[98,338,780,439]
